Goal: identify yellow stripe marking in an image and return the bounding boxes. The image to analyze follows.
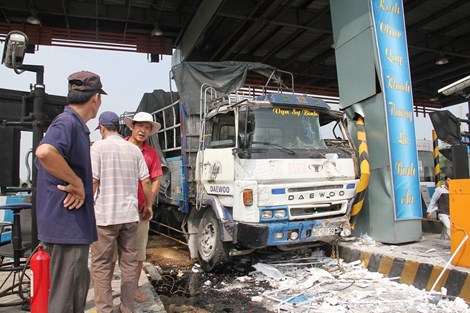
[358,142,368,152]
[426,266,449,291]
[458,275,470,302]
[360,251,371,268]
[357,132,366,141]
[399,260,420,285]
[377,255,394,277]
[360,161,370,173]
[351,201,364,216]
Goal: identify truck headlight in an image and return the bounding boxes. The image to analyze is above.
[289,230,299,240]
[243,189,253,206]
[261,210,273,219]
[274,209,286,218]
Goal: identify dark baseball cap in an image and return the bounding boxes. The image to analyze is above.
[68,71,107,95]
[95,111,120,130]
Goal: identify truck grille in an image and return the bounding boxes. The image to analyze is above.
[290,203,343,217]
[288,185,344,192]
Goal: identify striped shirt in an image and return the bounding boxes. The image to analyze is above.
[91,134,149,226]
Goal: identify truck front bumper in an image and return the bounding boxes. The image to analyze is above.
[234,215,350,248]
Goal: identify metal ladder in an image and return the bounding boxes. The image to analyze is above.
[195,84,218,210]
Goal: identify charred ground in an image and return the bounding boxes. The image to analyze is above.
[146,234,321,313]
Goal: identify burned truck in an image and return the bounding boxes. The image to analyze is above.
[133,62,359,270]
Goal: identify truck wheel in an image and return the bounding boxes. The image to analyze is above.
[197,209,229,271]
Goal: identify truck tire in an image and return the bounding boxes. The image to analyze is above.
[197,209,229,271]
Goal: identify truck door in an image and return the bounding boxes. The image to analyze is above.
[200,113,235,197]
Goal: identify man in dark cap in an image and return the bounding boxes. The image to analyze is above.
[35,71,106,312]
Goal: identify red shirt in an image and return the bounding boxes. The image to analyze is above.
[125,137,163,209]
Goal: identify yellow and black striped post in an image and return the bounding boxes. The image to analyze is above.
[350,116,370,229]
[432,130,441,187]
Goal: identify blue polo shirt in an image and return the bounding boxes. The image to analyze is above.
[36,106,97,244]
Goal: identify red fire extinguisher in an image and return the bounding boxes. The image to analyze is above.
[30,245,50,313]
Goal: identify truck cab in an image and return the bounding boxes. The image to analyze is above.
[191,93,358,270]
[137,65,360,271]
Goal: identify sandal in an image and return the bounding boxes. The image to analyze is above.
[134,292,146,303]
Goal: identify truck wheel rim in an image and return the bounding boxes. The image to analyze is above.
[200,223,216,258]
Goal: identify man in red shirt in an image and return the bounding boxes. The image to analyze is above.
[124,112,163,302]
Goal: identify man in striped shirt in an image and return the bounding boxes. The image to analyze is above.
[91,111,153,313]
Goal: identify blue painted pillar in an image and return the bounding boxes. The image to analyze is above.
[330,0,422,243]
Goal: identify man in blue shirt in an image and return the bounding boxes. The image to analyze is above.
[35,71,106,312]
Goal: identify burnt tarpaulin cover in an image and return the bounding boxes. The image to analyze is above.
[135,89,179,114]
[171,61,277,114]
[135,88,179,155]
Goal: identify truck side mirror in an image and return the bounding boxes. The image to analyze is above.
[236,133,251,158]
[238,133,249,149]
[238,110,255,149]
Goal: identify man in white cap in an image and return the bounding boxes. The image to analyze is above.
[124,111,163,302]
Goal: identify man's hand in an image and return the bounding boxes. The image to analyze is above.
[426,212,433,219]
[141,205,153,221]
[57,178,85,209]
[36,143,85,210]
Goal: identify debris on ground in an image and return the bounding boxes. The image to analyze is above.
[148,235,469,313]
[246,251,469,313]
[167,304,210,313]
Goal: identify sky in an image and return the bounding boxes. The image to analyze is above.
[0,44,174,133]
[0,44,173,181]
[0,43,467,181]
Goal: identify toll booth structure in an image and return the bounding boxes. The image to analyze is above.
[330,0,421,243]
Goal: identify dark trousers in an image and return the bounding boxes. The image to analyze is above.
[44,243,90,313]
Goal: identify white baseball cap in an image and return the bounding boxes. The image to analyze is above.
[124,112,161,135]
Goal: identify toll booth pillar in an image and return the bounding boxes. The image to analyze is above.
[330,0,422,243]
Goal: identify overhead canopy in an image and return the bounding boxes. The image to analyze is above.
[1,0,469,109]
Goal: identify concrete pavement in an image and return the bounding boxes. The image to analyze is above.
[0,258,166,313]
[338,232,470,302]
[1,227,469,310]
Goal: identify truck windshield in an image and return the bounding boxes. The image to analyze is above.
[249,107,327,150]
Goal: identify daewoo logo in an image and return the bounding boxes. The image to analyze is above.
[288,190,345,200]
[209,185,230,193]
